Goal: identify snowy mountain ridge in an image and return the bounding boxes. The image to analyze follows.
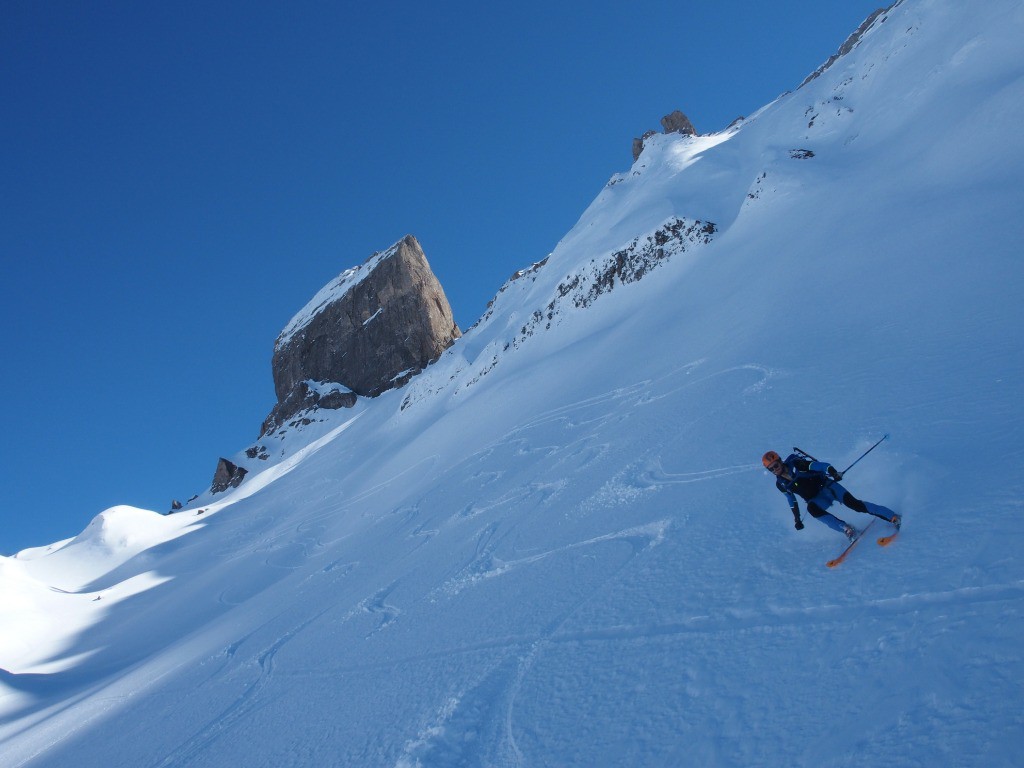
[2,0,1023,765]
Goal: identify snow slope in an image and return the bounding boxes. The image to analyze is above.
[2,1,1023,765]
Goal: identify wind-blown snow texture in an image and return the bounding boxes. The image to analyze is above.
[3,1,1023,765]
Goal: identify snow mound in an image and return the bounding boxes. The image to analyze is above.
[66,505,173,556]
[18,505,183,591]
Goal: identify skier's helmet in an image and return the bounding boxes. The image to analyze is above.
[762,450,782,469]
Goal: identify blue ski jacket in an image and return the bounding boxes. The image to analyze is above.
[775,454,836,507]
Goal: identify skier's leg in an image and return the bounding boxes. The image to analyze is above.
[841,491,897,523]
[807,501,854,535]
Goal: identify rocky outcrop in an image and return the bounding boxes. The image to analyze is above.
[632,130,657,163]
[633,110,697,161]
[211,458,248,494]
[245,445,270,461]
[799,4,898,88]
[660,110,696,136]
[260,380,358,436]
[515,217,717,343]
[262,235,461,436]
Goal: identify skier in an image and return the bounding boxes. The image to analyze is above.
[762,450,901,539]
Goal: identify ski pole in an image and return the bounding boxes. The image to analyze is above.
[840,433,889,475]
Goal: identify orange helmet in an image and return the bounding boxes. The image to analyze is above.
[762,450,782,469]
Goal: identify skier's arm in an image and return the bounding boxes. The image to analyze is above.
[810,460,843,481]
[783,489,804,530]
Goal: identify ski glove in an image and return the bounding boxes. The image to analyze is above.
[827,466,843,481]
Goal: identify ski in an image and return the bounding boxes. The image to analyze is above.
[877,513,903,546]
[826,519,877,568]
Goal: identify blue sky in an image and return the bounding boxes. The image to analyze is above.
[0,1,884,554]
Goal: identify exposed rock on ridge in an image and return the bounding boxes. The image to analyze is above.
[400,217,718,413]
[633,110,697,162]
[260,380,357,437]
[262,235,461,436]
[799,3,900,88]
[660,110,696,136]
[521,217,717,337]
[211,458,248,494]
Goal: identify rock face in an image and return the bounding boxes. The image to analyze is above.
[660,110,696,136]
[211,458,248,494]
[262,235,461,435]
[799,4,896,88]
[632,131,657,164]
[260,380,358,437]
[633,110,697,162]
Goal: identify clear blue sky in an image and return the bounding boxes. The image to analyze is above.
[1,1,884,554]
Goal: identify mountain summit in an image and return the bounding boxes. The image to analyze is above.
[261,235,461,436]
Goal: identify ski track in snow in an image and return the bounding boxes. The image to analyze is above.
[149,606,336,768]
[4,339,1016,766]
[437,520,671,598]
[397,528,670,768]
[7,357,822,766]
[387,581,1024,767]
[260,578,1024,681]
